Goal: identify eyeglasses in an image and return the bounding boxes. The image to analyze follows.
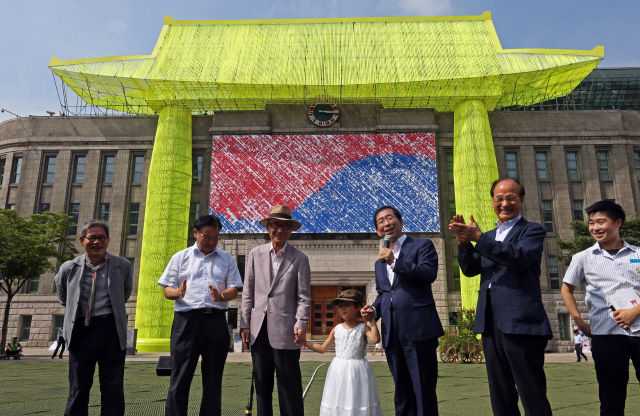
[492,195,519,204]
[197,230,219,242]
[269,222,292,231]
[377,215,398,226]
[84,236,108,243]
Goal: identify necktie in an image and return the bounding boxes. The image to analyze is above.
[84,256,109,326]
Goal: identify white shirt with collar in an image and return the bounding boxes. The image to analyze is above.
[495,215,522,242]
[387,234,407,286]
[157,242,243,312]
[563,240,640,337]
[269,242,288,281]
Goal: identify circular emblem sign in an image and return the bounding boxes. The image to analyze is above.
[308,101,339,127]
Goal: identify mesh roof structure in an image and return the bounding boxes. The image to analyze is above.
[49,12,603,114]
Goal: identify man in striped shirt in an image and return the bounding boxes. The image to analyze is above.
[562,200,640,416]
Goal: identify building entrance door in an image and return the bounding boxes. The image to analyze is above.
[311,301,335,336]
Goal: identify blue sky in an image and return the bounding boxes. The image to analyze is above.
[1,0,638,123]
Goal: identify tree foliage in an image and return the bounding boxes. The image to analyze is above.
[556,218,640,266]
[0,209,78,349]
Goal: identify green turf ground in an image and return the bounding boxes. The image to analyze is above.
[1,361,639,415]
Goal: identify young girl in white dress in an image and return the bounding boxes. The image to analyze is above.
[305,289,383,416]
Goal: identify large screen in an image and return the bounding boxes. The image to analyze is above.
[209,133,439,233]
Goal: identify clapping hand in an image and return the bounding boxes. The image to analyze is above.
[209,285,222,302]
[448,214,482,248]
[177,280,186,298]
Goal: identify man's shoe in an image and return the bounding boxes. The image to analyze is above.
[575,360,580,362]
[585,357,588,361]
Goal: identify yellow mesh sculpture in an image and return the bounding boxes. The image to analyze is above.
[49,12,603,347]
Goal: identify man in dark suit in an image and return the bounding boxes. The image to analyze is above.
[449,178,553,416]
[362,206,444,416]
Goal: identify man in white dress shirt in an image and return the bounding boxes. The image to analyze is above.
[562,200,640,416]
[158,214,243,416]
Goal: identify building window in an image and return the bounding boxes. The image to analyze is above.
[132,155,144,183]
[634,151,640,180]
[549,256,560,290]
[128,203,140,236]
[43,156,56,183]
[11,156,22,184]
[52,315,64,341]
[536,152,548,179]
[99,203,110,222]
[103,155,116,183]
[446,151,454,181]
[6,204,15,210]
[68,204,80,236]
[40,204,50,213]
[27,276,40,294]
[452,256,461,292]
[20,316,32,341]
[73,156,86,183]
[573,200,584,222]
[448,201,456,221]
[505,152,518,179]
[558,313,570,341]
[193,155,203,182]
[189,202,200,227]
[598,151,611,179]
[541,200,555,233]
[566,151,580,179]
[237,255,246,284]
[0,158,5,185]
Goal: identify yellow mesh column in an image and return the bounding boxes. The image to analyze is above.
[453,100,498,309]
[135,106,192,352]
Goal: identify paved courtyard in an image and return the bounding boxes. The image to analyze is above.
[2,351,639,415]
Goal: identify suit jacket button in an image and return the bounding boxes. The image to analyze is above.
[263,310,266,314]
[391,290,394,293]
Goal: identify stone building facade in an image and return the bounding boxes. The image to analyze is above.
[2,107,639,352]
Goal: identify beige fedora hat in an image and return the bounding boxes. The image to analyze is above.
[259,205,302,231]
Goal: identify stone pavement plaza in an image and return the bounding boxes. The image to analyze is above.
[2,350,638,415]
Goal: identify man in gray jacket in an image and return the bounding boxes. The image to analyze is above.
[241,205,311,416]
[55,219,133,416]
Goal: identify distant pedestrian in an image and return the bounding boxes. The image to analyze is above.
[372,342,384,356]
[573,329,588,362]
[4,335,22,359]
[52,327,65,359]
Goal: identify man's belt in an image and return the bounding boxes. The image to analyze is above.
[194,308,226,314]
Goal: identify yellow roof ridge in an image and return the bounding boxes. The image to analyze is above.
[162,11,492,25]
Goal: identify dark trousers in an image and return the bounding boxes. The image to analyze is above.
[575,343,587,362]
[166,309,230,416]
[251,318,304,416]
[53,336,66,358]
[483,298,552,416]
[385,307,439,416]
[591,335,640,416]
[4,349,20,357]
[65,314,126,416]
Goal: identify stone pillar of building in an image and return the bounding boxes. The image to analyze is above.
[453,99,499,310]
[135,106,192,352]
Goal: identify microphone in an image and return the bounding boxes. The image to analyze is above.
[381,235,392,264]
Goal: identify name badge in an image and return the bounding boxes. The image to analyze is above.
[631,259,640,263]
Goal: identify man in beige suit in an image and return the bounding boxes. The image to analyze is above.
[241,205,311,416]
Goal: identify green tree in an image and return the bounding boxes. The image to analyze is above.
[556,217,640,266]
[0,210,77,350]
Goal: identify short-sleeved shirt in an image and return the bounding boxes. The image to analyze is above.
[563,240,640,337]
[157,242,243,312]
